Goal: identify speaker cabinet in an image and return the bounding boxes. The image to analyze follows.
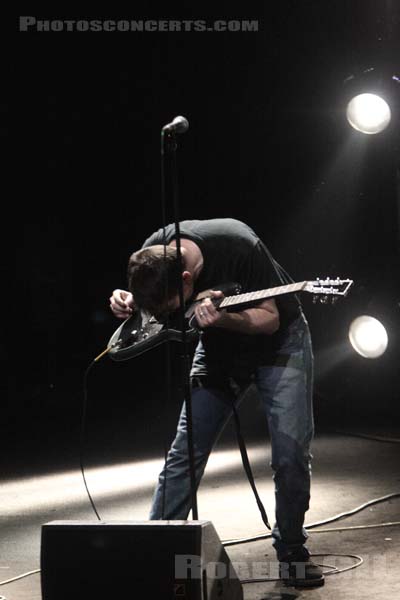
[41,520,243,599]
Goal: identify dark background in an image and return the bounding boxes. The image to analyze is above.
[8,3,400,472]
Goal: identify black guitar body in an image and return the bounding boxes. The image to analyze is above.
[107,312,183,361]
[107,282,242,361]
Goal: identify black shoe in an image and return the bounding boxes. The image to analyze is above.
[279,557,325,588]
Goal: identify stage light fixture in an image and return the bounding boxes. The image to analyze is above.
[343,68,399,135]
[348,315,388,358]
[346,93,391,134]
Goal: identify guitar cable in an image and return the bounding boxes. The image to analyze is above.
[77,343,120,522]
[80,358,102,520]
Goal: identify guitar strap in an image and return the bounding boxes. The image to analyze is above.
[259,241,303,311]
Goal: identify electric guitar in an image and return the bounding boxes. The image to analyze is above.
[107,278,353,361]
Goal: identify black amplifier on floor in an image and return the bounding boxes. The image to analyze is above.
[41,520,243,599]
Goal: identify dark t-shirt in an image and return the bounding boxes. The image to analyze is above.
[142,218,301,378]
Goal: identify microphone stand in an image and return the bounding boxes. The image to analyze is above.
[161,126,198,520]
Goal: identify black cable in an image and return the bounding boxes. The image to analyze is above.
[80,359,102,521]
[230,394,271,530]
[220,239,306,532]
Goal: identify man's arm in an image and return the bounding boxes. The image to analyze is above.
[195,292,280,335]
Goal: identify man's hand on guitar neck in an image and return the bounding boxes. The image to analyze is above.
[194,290,228,328]
[110,289,134,319]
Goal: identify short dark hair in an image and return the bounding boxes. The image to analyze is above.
[127,245,183,314]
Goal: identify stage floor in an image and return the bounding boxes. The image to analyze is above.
[1,426,399,599]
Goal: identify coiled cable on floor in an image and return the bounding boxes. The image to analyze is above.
[240,553,364,584]
[79,359,102,521]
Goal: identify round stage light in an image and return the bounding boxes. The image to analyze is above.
[346,93,391,134]
[348,315,388,358]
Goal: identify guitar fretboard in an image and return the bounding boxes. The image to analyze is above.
[219,281,307,309]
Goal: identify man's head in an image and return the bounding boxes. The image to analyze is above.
[127,245,194,315]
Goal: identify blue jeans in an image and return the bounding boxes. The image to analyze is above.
[149,313,314,561]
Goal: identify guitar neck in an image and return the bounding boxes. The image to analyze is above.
[219,281,307,309]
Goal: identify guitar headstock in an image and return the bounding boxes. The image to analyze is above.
[304,278,354,304]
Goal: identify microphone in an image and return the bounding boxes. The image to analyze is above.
[162,115,189,134]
